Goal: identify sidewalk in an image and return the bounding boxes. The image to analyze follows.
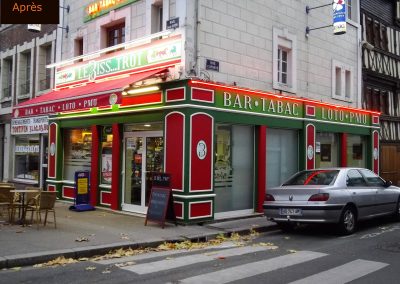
[0,202,276,268]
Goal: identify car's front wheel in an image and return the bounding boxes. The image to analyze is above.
[338,206,357,235]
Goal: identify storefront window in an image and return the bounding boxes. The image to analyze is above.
[214,124,254,213]
[64,128,92,181]
[266,129,298,188]
[316,132,338,168]
[14,136,40,181]
[347,134,367,168]
[101,126,113,185]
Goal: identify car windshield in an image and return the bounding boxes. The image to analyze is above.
[282,170,339,186]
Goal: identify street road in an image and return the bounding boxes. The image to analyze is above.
[1,218,400,284]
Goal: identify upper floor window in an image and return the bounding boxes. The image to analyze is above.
[20,51,31,95]
[277,48,288,84]
[74,38,84,61]
[2,58,13,99]
[332,60,353,102]
[273,27,297,93]
[151,3,163,33]
[365,17,388,51]
[107,23,125,48]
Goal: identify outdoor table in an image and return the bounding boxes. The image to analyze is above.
[10,189,40,226]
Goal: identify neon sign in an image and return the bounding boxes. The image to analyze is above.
[84,0,138,22]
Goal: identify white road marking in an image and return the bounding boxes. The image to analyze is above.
[122,246,268,275]
[289,259,388,284]
[176,251,327,284]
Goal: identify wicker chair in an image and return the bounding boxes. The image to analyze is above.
[26,191,57,229]
[14,187,42,224]
[0,187,14,222]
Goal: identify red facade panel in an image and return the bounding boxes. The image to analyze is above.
[190,114,213,191]
[165,112,184,191]
[189,201,212,218]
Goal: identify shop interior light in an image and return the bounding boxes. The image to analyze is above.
[126,86,160,95]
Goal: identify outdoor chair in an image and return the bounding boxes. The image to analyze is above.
[0,182,15,187]
[12,187,41,224]
[0,187,13,222]
[25,191,57,229]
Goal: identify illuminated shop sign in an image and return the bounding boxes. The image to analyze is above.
[14,92,120,118]
[11,116,49,135]
[214,90,372,127]
[216,91,302,119]
[84,0,138,22]
[333,0,346,35]
[55,39,181,87]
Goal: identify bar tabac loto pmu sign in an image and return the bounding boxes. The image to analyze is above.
[55,37,182,88]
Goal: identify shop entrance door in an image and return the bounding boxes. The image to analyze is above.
[122,131,164,213]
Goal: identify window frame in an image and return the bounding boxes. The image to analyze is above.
[332,59,354,102]
[272,27,297,93]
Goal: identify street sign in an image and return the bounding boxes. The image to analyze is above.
[206,59,219,72]
[166,17,179,30]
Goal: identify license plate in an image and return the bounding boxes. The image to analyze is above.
[279,208,302,216]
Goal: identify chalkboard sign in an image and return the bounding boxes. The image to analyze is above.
[145,186,176,228]
[152,173,171,187]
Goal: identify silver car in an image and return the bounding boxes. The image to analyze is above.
[263,168,400,234]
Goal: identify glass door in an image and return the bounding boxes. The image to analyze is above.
[122,131,163,213]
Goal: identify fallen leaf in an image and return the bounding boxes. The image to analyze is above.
[258,242,279,250]
[75,237,89,242]
[102,268,111,274]
[287,249,297,253]
[85,266,97,271]
[121,236,129,240]
[41,256,78,267]
[115,261,135,268]
[33,264,44,268]
[216,256,226,260]
[15,230,25,234]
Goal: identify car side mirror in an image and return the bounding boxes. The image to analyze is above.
[384,180,393,188]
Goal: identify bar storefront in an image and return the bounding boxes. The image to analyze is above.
[13,41,381,224]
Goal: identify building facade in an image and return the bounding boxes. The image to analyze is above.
[9,0,381,222]
[0,24,58,188]
[361,0,400,185]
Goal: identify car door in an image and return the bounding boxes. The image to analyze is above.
[346,169,376,218]
[360,169,396,215]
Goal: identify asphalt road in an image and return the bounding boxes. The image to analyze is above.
[1,218,400,284]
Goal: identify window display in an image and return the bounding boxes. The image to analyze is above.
[347,135,367,167]
[316,132,338,168]
[14,136,40,181]
[64,128,92,181]
[214,124,253,213]
[266,128,298,188]
[101,126,113,184]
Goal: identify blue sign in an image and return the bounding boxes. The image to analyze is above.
[69,171,95,211]
[333,0,346,35]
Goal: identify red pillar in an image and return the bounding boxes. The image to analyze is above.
[90,125,99,206]
[111,123,121,210]
[340,133,347,167]
[257,126,266,213]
